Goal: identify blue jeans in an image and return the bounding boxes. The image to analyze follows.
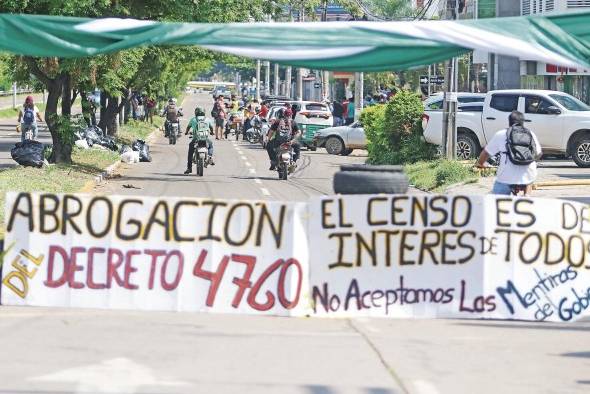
[491,181,513,195]
[333,117,343,127]
[21,123,38,143]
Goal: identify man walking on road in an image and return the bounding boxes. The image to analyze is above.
[476,110,542,196]
[17,95,43,142]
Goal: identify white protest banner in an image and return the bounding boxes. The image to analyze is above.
[1,192,309,316]
[308,195,590,322]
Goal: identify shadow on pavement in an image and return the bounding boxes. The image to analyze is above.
[561,351,590,358]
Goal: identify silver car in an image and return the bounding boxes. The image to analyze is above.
[313,121,366,156]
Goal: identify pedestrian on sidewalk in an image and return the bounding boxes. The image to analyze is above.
[17,95,43,142]
[476,110,542,196]
[145,97,156,124]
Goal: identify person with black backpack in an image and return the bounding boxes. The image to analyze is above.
[476,110,542,196]
[17,96,43,143]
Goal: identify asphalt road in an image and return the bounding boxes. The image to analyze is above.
[97,92,367,200]
[0,306,588,394]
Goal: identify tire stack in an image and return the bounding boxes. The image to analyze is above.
[333,164,409,195]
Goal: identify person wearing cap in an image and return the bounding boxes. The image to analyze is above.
[17,96,43,142]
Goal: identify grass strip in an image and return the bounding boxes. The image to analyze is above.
[0,118,160,239]
[405,159,480,193]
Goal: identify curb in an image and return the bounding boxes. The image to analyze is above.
[82,126,160,192]
[534,179,590,188]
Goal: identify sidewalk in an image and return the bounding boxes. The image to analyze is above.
[447,168,590,203]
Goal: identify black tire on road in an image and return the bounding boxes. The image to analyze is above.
[456,133,480,160]
[341,148,353,156]
[340,164,403,173]
[325,136,344,155]
[333,170,409,194]
[197,160,204,176]
[308,146,317,151]
[573,136,590,168]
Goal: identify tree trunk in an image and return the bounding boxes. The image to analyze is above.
[47,79,72,164]
[61,74,72,116]
[98,93,120,136]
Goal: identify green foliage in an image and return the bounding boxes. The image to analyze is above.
[384,90,424,140]
[362,90,437,165]
[405,160,478,192]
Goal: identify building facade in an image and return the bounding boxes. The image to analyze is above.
[520,0,590,102]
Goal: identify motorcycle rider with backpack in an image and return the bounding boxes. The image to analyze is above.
[162,98,180,138]
[266,108,301,171]
[476,110,542,196]
[17,96,43,142]
[184,106,215,174]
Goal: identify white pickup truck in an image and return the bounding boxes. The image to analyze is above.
[422,89,590,167]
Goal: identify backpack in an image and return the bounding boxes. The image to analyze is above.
[211,106,220,119]
[505,125,536,165]
[166,104,178,122]
[23,107,35,125]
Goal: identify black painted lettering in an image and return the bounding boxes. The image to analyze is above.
[172,201,199,242]
[86,196,112,238]
[116,199,143,241]
[391,196,408,226]
[355,231,377,267]
[255,203,285,248]
[199,201,227,242]
[418,230,440,265]
[224,202,255,246]
[7,192,34,232]
[328,232,354,269]
[367,197,388,226]
[39,194,60,234]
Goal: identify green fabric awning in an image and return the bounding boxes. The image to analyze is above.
[1,12,590,71]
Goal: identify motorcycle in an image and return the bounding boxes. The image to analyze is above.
[275,139,296,180]
[192,132,211,177]
[224,110,243,140]
[245,116,267,143]
[169,121,179,145]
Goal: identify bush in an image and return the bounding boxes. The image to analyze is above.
[362,90,437,165]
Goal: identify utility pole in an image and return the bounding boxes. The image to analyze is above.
[12,82,17,109]
[256,59,261,101]
[274,63,280,96]
[442,0,459,160]
[321,0,330,102]
[286,67,292,98]
[296,4,304,101]
[264,61,271,98]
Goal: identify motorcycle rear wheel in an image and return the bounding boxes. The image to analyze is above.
[197,159,204,176]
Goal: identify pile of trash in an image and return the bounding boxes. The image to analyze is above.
[11,140,46,168]
[75,126,118,151]
[120,139,152,163]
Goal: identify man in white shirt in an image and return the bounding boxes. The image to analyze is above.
[476,111,542,196]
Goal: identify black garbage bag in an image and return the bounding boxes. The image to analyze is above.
[11,140,45,168]
[85,127,101,146]
[120,144,132,154]
[131,139,152,162]
[98,135,118,151]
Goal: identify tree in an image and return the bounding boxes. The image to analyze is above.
[0,0,284,163]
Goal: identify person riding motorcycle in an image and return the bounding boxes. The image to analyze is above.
[162,98,181,137]
[266,108,301,170]
[184,106,215,174]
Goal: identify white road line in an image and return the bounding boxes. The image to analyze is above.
[254,178,262,184]
[249,168,256,174]
[240,155,247,160]
[260,188,271,196]
[245,162,252,167]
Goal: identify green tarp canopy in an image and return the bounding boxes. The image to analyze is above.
[1,11,590,71]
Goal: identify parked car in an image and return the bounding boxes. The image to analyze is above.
[422,89,590,167]
[291,101,332,150]
[423,92,486,110]
[313,121,366,155]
